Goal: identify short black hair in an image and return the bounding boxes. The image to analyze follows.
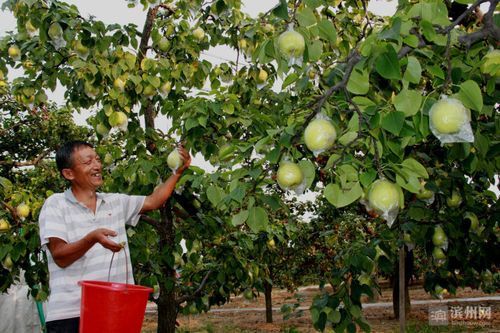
[55,140,94,174]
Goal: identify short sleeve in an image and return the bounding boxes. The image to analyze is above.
[38,194,68,246]
[118,194,146,227]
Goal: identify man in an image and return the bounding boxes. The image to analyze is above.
[38,140,191,333]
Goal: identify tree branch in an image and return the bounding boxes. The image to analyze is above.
[441,0,489,34]
[137,7,159,64]
[1,200,18,222]
[136,4,175,154]
[297,49,362,140]
[325,88,368,168]
[139,214,161,229]
[289,49,361,152]
[318,50,362,112]
[0,150,51,167]
[175,270,212,304]
[398,28,427,59]
[458,0,500,46]
[443,32,453,92]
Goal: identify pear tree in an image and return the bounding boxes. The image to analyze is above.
[0,0,499,332]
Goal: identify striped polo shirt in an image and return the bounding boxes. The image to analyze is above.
[38,188,145,322]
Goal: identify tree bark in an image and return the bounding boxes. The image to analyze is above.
[392,246,413,319]
[157,289,177,333]
[264,279,273,323]
[156,206,178,333]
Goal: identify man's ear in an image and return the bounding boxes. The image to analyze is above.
[61,168,74,181]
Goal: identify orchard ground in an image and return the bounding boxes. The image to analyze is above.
[140,281,500,332]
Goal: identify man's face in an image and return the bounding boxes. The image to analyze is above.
[65,146,103,189]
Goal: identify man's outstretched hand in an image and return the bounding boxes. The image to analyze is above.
[175,143,191,175]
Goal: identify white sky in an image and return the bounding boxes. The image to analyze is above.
[0,1,397,37]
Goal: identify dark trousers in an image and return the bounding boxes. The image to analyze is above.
[46,317,80,333]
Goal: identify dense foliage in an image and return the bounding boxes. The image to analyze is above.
[1,0,499,332]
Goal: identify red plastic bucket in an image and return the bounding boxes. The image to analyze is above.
[78,280,153,333]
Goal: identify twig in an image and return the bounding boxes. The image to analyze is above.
[371,136,383,178]
[296,49,362,143]
[1,200,18,221]
[443,32,453,93]
[0,150,51,167]
[459,0,500,46]
[175,270,212,304]
[440,0,489,35]
[326,89,367,168]
[398,28,427,59]
[139,214,161,229]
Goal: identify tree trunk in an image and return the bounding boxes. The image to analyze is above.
[264,280,273,323]
[392,246,413,319]
[156,206,178,333]
[157,290,177,333]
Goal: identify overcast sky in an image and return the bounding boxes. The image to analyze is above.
[0,1,397,34]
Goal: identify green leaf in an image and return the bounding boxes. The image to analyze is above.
[260,194,281,211]
[378,17,401,41]
[272,1,288,20]
[297,7,317,28]
[381,111,405,135]
[282,72,299,89]
[360,169,377,188]
[338,131,358,146]
[308,40,323,62]
[305,0,322,8]
[457,80,483,112]
[427,64,445,79]
[350,305,362,319]
[347,67,369,95]
[329,310,341,324]
[207,185,224,207]
[318,19,336,43]
[403,34,419,48]
[0,177,13,195]
[229,186,246,203]
[401,158,429,178]
[247,206,269,233]
[420,20,437,43]
[265,147,281,164]
[353,96,377,114]
[222,103,234,114]
[393,89,422,117]
[338,164,359,182]
[231,210,248,227]
[396,173,421,193]
[408,2,449,25]
[375,45,401,80]
[403,56,422,84]
[257,40,274,64]
[299,159,316,190]
[324,182,363,208]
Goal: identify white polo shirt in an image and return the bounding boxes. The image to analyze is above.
[38,189,145,322]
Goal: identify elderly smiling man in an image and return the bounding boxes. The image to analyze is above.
[38,140,190,333]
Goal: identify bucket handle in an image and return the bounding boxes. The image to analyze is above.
[108,242,129,284]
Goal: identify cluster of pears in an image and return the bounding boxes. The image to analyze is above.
[276,115,336,192]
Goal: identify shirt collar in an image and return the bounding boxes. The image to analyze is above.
[64,188,105,204]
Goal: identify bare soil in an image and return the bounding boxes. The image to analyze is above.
[141,281,500,332]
